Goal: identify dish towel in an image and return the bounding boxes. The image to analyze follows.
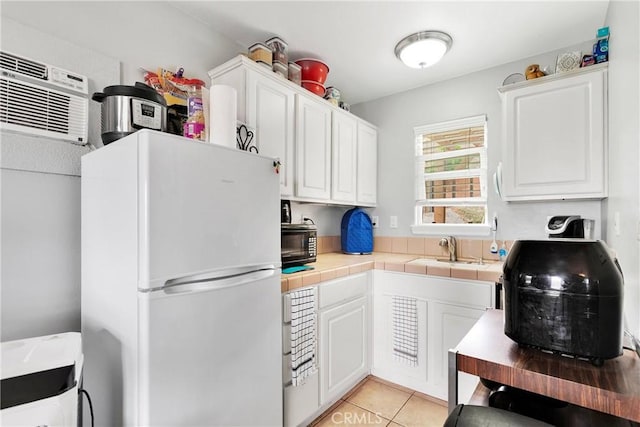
[290,287,317,386]
[392,295,418,366]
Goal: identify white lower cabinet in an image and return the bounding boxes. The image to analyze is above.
[284,273,370,427]
[318,273,370,405]
[283,269,493,425]
[371,270,492,401]
[319,295,368,405]
[429,302,485,402]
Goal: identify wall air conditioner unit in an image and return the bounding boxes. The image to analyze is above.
[0,50,89,145]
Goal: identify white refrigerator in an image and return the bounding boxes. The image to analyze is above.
[81,130,282,426]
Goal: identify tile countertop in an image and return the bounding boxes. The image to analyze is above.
[280,252,503,293]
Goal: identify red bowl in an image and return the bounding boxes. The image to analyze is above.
[295,58,330,84]
[301,80,325,96]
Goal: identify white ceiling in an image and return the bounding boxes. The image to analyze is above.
[171,1,609,104]
[1,1,609,105]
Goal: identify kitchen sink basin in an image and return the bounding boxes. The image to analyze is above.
[435,258,477,265]
[406,258,485,267]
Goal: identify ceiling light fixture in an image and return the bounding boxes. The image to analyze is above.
[394,30,453,69]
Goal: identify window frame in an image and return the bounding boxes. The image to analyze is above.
[410,114,490,236]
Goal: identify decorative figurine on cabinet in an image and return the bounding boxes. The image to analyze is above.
[525,64,545,80]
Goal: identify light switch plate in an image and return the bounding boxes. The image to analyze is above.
[390,216,398,228]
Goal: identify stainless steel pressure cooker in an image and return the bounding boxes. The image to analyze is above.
[92,82,167,145]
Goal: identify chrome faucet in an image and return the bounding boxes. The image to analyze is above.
[439,236,457,262]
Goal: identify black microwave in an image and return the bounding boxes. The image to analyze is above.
[281,224,317,268]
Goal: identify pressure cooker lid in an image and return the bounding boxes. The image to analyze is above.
[92,82,165,105]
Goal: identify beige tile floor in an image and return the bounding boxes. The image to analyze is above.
[311,376,449,427]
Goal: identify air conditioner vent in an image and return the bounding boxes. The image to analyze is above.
[0,76,87,143]
[0,51,47,80]
[0,50,88,144]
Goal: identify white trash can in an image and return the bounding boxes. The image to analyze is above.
[1,332,83,427]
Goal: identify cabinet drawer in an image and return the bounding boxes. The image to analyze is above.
[318,272,367,309]
[283,370,320,427]
[283,286,317,322]
[283,323,291,354]
[283,353,292,383]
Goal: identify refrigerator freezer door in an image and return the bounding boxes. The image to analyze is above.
[137,130,280,289]
[138,270,282,426]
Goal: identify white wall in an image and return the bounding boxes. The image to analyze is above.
[0,3,243,341]
[0,1,245,92]
[352,3,640,334]
[603,0,640,335]
[351,41,602,242]
[289,202,351,235]
[1,168,82,340]
[0,18,120,341]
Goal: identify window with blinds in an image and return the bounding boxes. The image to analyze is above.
[413,115,488,232]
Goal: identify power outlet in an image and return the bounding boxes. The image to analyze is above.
[390,216,398,229]
[372,216,379,228]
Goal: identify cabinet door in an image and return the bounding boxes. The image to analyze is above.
[319,296,368,405]
[372,271,492,398]
[371,292,428,391]
[331,110,357,203]
[501,69,606,200]
[247,72,295,197]
[295,94,332,200]
[356,122,377,205]
[429,302,483,401]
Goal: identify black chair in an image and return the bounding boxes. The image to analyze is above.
[444,404,553,426]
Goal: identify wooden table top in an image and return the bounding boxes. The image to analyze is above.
[454,309,640,422]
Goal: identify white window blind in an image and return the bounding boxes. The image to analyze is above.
[412,115,488,235]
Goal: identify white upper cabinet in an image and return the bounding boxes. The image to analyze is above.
[498,65,607,201]
[247,72,295,197]
[331,110,358,204]
[296,93,332,200]
[209,57,296,197]
[209,56,377,206]
[356,121,378,205]
[330,111,378,206]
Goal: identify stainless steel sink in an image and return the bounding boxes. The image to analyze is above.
[434,258,476,265]
[407,258,483,267]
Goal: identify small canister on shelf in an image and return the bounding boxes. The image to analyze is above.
[273,61,288,79]
[266,37,288,65]
[324,86,341,106]
[183,79,206,141]
[248,43,273,67]
[324,86,341,100]
[339,101,350,112]
[288,62,302,85]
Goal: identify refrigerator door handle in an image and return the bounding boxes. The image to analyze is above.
[156,265,277,295]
